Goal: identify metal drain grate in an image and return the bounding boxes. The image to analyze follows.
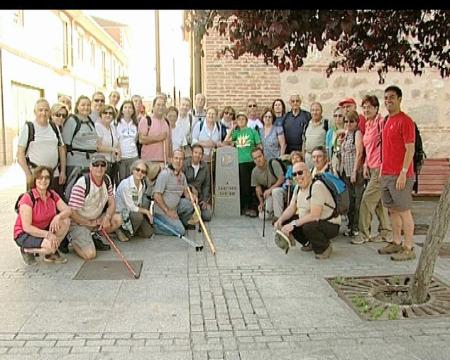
[74,260,143,280]
[327,274,450,320]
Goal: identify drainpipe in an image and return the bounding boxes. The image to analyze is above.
[155,10,161,95]
[0,49,6,165]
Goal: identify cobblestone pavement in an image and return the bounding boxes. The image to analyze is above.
[1,164,450,360]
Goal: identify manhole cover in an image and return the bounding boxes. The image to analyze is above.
[74,260,143,280]
[327,274,450,320]
[415,243,450,258]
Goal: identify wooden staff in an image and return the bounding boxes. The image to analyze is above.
[186,186,216,255]
[210,148,215,215]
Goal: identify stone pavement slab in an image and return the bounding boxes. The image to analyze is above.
[1,164,450,359]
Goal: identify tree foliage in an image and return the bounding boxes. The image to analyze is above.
[185,10,450,83]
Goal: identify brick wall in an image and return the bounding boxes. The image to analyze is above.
[203,29,281,114]
[202,29,450,158]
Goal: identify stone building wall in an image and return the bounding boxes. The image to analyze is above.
[203,29,450,158]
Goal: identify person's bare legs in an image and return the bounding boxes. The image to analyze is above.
[399,209,415,249]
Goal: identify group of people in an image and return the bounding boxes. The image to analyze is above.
[13,85,418,265]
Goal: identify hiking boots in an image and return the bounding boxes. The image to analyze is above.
[116,228,130,242]
[44,250,68,264]
[21,252,37,265]
[301,243,312,252]
[343,229,359,237]
[92,232,110,251]
[378,242,402,255]
[245,209,258,218]
[351,235,369,245]
[391,247,416,261]
[315,245,332,260]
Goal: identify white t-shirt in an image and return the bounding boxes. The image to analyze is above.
[192,163,200,178]
[116,118,138,159]
[18,121,62,172]
[248,118,263,130]
[95,122,119,162]
[171,124,187,150]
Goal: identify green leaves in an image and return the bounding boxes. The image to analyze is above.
[185,10,450,83]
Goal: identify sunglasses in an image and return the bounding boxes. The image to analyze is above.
[54,112,67,118]
[293,170,304,177]
[344,120,357,123]
[248,104,257,108]
[37,175,51,180]
[333,114,343,118]
[93,98,105,103]
[134,167,147,175]
[102,111,114,116]
[92,162,107,168]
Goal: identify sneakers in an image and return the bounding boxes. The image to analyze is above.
[315,245,332,260]
[44,250,68,264]
[369,234,384,243]
[92,232,111,251]
[391,247,416,261]
[301,243,313,252]
[245,209,258,218]
[185,224,196,230]
[116,228,130,242]
[21,252,37,265]
[343,229,359,237]
[187,211,200,225]
[378,242,402,255]
[351,235,368,245]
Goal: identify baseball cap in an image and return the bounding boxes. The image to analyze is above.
[274,229,292,254]
[338,97,357,106]
[235,112,248,121]
[90,153,107,165]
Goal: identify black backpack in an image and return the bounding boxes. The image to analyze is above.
[24,121,62,168]
[15,190,57,213]
[64,169,111,203]
[307,172,350,221]
[268,158,288,180]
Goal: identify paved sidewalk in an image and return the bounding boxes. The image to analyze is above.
[0,164,449,360]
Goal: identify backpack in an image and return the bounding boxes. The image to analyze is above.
[198,120,227,140]
[381,116,426,175]
[15,190,57,213]
[65,114,96,157]
[307,172,349,220]
[24,121,61,168]
[64,168,111,203]
[268,158,288,180]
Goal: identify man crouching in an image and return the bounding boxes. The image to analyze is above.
[274,162,340,259]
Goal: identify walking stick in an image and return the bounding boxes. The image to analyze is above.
[163,139,167,168]
[287,182,291,206]
[262,199,266,237]
[186,186,216,255]
[153,216,204,251]
[210,148,215,215]
[100,229,140,279]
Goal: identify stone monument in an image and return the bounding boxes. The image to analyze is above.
[214,146,240,217]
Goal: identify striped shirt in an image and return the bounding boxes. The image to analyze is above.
[69,174,113,220]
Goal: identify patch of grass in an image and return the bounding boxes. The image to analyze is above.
[390,276,402,286]
[388,304,400,320]
[333,276,346,286]
[352,295,370,314]
[370,306,385,320]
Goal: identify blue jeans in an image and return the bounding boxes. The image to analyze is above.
[153,198,194,236]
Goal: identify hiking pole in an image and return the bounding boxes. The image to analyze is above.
[100,229,140,279]
[152,216,204,251]
[186,186,216,255]
[262,199,266,237]
[210,148,215,216]
[163,139,167,168]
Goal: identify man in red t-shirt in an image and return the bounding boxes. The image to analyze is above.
[378,86,416,261]
[338,97,366,135]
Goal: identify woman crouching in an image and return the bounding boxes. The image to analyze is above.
[14,166,71,265]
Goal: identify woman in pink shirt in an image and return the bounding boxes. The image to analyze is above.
[352,95,392,244]
[14,166,71,265]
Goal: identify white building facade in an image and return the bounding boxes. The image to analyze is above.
[0,10,129,165]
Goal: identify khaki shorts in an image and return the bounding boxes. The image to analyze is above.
[69,224,96,253]
[380,175,414,211]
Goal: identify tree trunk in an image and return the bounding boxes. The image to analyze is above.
[409,177,450,303]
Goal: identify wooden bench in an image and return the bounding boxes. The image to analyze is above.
[414,158,450,197]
